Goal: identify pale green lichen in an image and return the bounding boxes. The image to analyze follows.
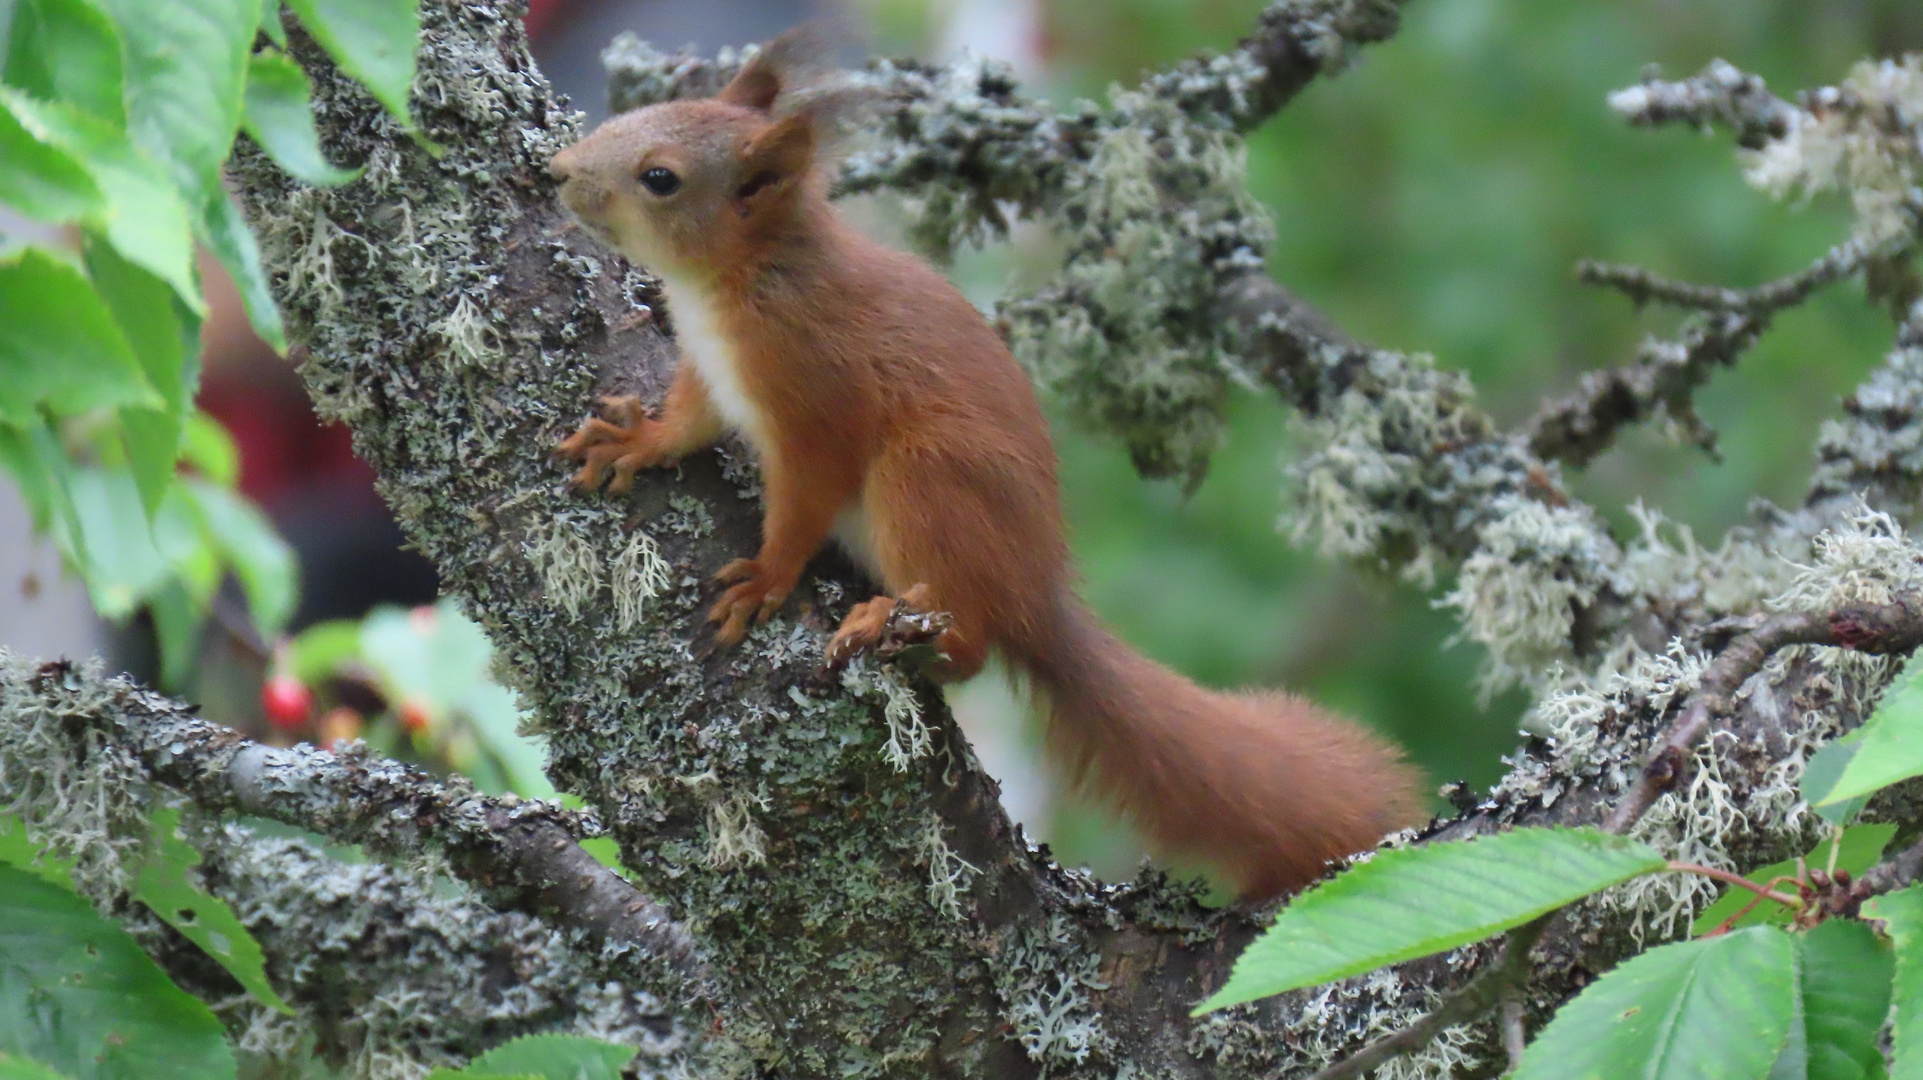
[1279,338,1505,584]
[916,814,978,922]
[611,529,671,632]
[1810,346,1923,509]
[991,914,1111,1076]
[0,654,155,902]
[702,791,769,869]
[1439,498,1624,697]
[1189,968,1479,1078]
[842,661,934,772]
[434,292,505,369]
[523,517,603,621]
[1742,55,1923,246]
[1003,88,1275,484]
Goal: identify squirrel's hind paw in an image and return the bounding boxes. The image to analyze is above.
[824,585,956,675]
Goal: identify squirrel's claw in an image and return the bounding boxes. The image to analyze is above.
[823,585,954,675]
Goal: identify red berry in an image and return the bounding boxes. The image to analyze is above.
[261,675,313,730]
[398,699,433,734]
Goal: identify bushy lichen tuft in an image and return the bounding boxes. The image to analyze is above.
[0,653,159,903]
[1742,54,1923,246]
[1439,498,1628,696]
[1002,87,1275,485]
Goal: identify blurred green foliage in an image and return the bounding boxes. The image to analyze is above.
[875,0,1923,878]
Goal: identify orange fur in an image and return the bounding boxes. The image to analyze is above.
[548,30,1425,900]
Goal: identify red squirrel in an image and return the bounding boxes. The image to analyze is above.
[548,30,1424,900]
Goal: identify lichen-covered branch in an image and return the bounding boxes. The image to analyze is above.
[1606,58,1796,149]
[0,654,691,1077]
[33,1,1916,1077]
[1521,225,1909,470]
[174,830,687,1078]
[0,655,702,982]
[1305,914,1551,1080]
[1319,592,1923,1078]
[1606,599,1923,831]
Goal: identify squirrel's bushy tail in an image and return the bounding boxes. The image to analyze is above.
[1007,593,1425,901]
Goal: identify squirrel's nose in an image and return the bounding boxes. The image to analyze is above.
[548,151,575,181]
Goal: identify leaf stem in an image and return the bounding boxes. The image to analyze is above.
[1666,861,1802,908]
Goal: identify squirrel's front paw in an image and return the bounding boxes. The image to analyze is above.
[706,559,793,647]
[555,395,670,493]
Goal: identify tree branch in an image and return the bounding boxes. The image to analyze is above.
[0,654,706,987]
[1605,58,1796,149]
[1606,601,1923,831]
[177,828,687,1075]
[1306,914,1551,1080]
[1576,236,1883,315]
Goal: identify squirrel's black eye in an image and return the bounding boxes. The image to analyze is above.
[639,167,680,196]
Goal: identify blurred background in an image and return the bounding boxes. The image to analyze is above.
[3,0,1920,886]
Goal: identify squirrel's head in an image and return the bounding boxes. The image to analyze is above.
[550,26,847,283]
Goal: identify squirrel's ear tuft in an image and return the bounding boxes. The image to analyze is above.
[717,21,840,112]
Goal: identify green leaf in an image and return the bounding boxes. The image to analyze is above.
[0,91,201,310]
[359,601,556,798]
[0,865,238,1080]
[0,814,75,890]
[181,411,240,486]
[68,465,173,616]
[0,247,157,427]
[0,1052,81,1080]
[183,477,297,636]
[258,0,286,45]
[0,418,88,569]
[1692,824,1897,936]
[282,0,420,130]
[243,50,359,186]
[1772,919,1894,1080]
[1819,656,1923,809]
[1804,730,1870,826]
[1863,884,1923,1078]
[1194,827,1667,1013]
[198,192,286,351]
[284,618,361,683]
[439,1035,634,1080]
[84,237,202,516]
[3,0,123,124]
[0,101,102,223]
[91,0,255,207]
[147,580,202,690]
[134,808,292,1014]
[1514,926,1796,1080]
[119,413,184,520]
[83,238,199,418]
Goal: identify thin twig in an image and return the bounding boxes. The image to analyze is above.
[1605,59,1796,150]
[1577,235,1883,315]
[1524,235,1891,467]
[1606,601,1923,832]
[1306,914,1553,1080]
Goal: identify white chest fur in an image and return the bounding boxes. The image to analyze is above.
[661,279,769,450]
